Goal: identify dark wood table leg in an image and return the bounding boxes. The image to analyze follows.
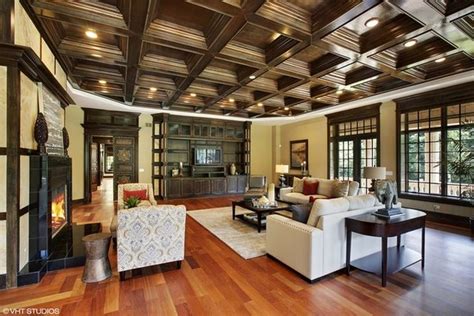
[346,229,352,275]
[232,202,236,220]
[257,213,262,233]
[397,235,401,250]
[421,226,425,269]
[382,237,388,287]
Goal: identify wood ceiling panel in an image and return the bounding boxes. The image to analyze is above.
[25,0,474,117]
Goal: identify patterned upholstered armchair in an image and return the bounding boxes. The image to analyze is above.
[117,183,157,210]
[117,205,186,280]
[111,183,157,243]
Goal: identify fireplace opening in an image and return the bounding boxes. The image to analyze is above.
[50,185,68,238]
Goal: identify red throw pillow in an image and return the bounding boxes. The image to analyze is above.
[309,196,318,203]
[303,180,319,196]
[123,189,147,200]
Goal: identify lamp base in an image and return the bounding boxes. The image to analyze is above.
[278,174,287,187]
[373,208,403,219]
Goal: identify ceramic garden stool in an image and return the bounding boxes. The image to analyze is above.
[82,233,112,283]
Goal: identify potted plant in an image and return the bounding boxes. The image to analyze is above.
[124,196,141,209]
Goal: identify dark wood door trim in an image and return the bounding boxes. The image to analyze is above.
[6,65,20,288]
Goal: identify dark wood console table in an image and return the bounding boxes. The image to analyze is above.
[345,208,426,287]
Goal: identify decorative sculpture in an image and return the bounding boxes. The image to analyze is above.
[374,180,402,218]
[62,127,70,157]
[34,112,48,154]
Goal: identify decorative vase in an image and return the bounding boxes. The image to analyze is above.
[268,183,275,203]
[230,163,236,175]
[62,127,70,157]
[34,112,48,154]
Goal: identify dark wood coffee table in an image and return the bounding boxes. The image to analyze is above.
[345,208,426,287]
[232,200,291,233]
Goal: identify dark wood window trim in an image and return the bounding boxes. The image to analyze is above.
[326,104,381,190]
[395,82,474,207]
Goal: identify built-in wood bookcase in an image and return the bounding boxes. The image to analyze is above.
[152,114,251,199]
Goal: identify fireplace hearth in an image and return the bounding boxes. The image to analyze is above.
[13,155,101,287]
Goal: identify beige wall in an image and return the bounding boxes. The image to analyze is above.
[65,105,85,200]
[278,116,328,178]
[250,124,274,182]
[138,114,153,183]
[380,102,397,179]
[14,0,40,56]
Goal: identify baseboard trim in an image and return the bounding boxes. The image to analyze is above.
[72,198,85,206]
[423,210,471,229]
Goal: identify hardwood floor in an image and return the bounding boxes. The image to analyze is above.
[1,183,473,315]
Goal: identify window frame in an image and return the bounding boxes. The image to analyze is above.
[327,104,381,193]
[395,82,474,207]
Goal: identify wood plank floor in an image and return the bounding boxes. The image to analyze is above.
[1,178,473,315]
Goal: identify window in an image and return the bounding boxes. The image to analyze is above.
[399,102,473,202]
[328,105,380,193]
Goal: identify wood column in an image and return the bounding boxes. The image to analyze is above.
[6,65,20,288]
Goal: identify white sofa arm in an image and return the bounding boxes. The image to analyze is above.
[279,187,293,199]
[266,215,323,281]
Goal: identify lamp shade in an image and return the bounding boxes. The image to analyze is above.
[275,164,289,174]
[363,167,386,179]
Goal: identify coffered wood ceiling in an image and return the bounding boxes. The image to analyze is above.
[24,0,474,118]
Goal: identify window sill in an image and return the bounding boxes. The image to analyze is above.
[399,192,473,207]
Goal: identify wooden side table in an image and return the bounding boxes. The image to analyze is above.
[345,208,426,287]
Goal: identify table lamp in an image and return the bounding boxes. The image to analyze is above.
[363,167,386,192]
[275,164,289,187]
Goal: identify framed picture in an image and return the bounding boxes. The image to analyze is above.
[290,139,308,170]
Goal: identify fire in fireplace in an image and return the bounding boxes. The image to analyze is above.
[51,186,67,238]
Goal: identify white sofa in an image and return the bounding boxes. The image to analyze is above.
[266,194,401,282]
[280,178,360,204]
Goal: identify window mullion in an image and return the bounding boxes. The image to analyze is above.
[441,106,448,196]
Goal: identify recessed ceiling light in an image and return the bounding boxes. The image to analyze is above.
[190,93,197,97]
[257,102,263,107]
[85,30,98,39]
[99,80,107,84]
[220,105,225,108]
[336,90,343,95]
[284,106,289,111]
[404,39,417,47]
[249,75,256,80]
[435,57,446,63]
[150,87,157,92]
[101,90,108,93]
[184,100,189,103]
[365,18,379,28]
[91,54,102,58]
[229,98,235,103]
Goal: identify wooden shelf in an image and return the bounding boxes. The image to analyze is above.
[350,247,422,276]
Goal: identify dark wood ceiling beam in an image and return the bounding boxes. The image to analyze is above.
[277,76,304,91]
[184,0,242,16]
[30,1,129,32]
[312,0,383,40]
[245,14,310,42]
[123,0,149,103]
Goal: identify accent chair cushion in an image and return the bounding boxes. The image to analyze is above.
[293,177,304,193]
[303,180,319,195]
[307,197,350,227]
[291,203,312,223]
[124,189,148,200]
[348,181,360,196]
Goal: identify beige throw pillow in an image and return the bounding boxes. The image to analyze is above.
[293,177,304,193]
[332,180,350,197]
[348,181,360,196]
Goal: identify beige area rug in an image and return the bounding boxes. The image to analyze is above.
[187,207,266,259]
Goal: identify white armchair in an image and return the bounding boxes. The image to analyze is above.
[117,205,186,280]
